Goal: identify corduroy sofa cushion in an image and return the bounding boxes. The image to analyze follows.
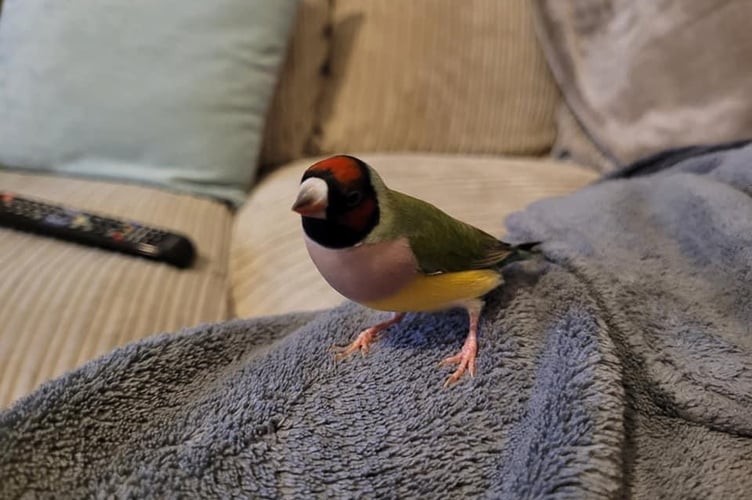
[0,172,232,407]
[230,154,598,318]
[259,0,331,170]
[312,0,560,157]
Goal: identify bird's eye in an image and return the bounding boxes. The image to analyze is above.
[345,191,362,207]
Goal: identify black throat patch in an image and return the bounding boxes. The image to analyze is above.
[300,159,380,249]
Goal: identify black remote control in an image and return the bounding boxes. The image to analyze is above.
[0,191,196,268]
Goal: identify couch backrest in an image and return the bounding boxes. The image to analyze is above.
[260,0,562,170]
[259,0,330,169]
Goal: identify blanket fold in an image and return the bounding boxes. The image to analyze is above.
[533,0,752,169]
[3,143,752,498]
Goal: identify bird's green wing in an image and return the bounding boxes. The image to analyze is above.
[389,190,515,274]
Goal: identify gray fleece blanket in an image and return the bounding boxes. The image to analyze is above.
[3,143,752,498]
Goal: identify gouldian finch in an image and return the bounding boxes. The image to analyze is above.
[292,155,538,386]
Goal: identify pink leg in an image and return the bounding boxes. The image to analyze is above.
[439,301,482,387]
[334,313,405,360]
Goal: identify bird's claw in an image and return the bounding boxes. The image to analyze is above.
[331,313,405,362]
[331,327,378,361]
[332,343,368,361]
[439,338,477,387]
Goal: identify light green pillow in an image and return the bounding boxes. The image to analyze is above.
[0,0,298,206]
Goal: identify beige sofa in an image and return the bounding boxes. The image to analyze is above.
[0,1,598,407]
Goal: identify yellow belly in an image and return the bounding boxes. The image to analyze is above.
[362,269,503,313]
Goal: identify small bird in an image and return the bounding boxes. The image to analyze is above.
[292,155,538,386]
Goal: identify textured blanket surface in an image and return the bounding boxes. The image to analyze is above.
[534,0,752,170]
[2,144,752,498]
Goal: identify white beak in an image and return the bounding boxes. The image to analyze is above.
[292,177,328,219]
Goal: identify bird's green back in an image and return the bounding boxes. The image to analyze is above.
[383,189,515,274]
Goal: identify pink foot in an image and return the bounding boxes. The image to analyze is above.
[439,302,481,387]
[439,332,477,387]
[333,313,404,361]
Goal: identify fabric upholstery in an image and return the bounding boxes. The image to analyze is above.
[534,0,752,169]
[312,0,560,156]
[0,0,297,206]
[259,0,331,171]
[0,171,232,408]
[230,154,598,318]
[552,103,614,172]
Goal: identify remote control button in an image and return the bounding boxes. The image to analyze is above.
[71,214,91,230]
[137,243,159,256]
[44,214,69,227]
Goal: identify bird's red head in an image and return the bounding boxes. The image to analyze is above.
[292,155,380,248]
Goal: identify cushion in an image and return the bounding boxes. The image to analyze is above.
[534,0,752,169]
[259,0,331,170]
[312,0,561,157]
[0,0,298,207]
[230,154,598,318]
[552,103,614,172]
[0,171,232,407]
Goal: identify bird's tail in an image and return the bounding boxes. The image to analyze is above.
[513,241,540,253]
[501,241,541,266]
